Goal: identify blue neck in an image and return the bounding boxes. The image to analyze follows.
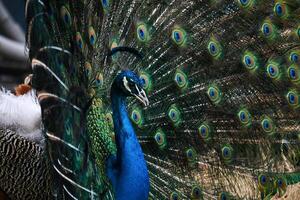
[108,87,149,200]
[111,91,135,158]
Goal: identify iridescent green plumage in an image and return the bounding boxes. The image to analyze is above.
[87,98,116,179]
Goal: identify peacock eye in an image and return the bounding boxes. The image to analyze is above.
[238,109,251,126]
[191,185,202,199]
[287,90,299,108]
[139,71,152,92]
[261,20,277,40]
[101,0,110,10]
[60,6,72,26]
[167,105,182,127]
[198,123,211,141]
[244,55,253,67]
[261,116,275,134]
[239,0,249,6]
[278,179,282,186]
[288,65,300,83]
[242,51,259,71]
[131,107,143,127]
[207,85,222,104]
[95,73,103,87]
[208,38,222,59]
[170,192,179,200]
[85,62,92,77]
[238,0,256,9]
[258,174,268,187]
[129,81,135,87]
[275,177,287,190]
[174,70,188,90]
[267,63,280,80]
[219,192,228,200]
[137,23,150,42]
[264,24,272,36]
[290,52,299,63]
[274,2,286,18]
[297,26,300,39]
[221,145,233,163]
[76,32,84,51]
[154,129,167,149]
[186,148,196,162]
[171,27,187,46]
[88,26,96,46]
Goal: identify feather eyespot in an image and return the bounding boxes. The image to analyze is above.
[239,0,249,5]
[110,39,119,60]
[297,26,300,39]
[266,62,281,80]
[238,109,251,126]
[287,90,299,108]
[170,192,179,200]
[207,85,222,104]
[238,0,254,9]
[198,123,211,141]
[261,20,277,40]
[139,71,152,92]
[261,116,275,134]
[242,51,259,71]
[288,65,299,83]
[101,0,110,10]
[85,62,92,77]
[186,148,196,162]
[274,2,287,18]
[208,37,222,59]
[174,69,188,90]
[75,32,84,50]
[131,108,143,127]
[136,23,150,42]
[60,6,72,26]
[171,27,187,46]
[167,105,181,127]
[95,73,103,87]
[262,23,272,36]
[221,145,233,163]
[154,129,167,149]
[191,185,202,199]
[275,177,287,194]
[88,26,96,46]
[258,174,269,188]
[218,192,229,200]
[290,52,299,63]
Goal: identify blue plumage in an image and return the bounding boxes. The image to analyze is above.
[107,71,149,200]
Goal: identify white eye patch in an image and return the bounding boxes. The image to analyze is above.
[123,77,131,93]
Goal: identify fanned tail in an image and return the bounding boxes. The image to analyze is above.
[26,0,300,199]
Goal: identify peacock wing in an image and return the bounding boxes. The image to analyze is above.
[26,0,118,199]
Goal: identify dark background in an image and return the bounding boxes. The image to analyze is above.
[2,0,25,31]
[0,0,27,90]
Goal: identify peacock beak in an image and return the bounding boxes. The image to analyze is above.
[133,84,149,107]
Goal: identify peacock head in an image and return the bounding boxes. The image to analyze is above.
[112,70,149,106]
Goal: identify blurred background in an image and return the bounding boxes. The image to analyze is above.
[0,0,29,91]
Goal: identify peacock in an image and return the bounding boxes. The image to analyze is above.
[21,0,300,199]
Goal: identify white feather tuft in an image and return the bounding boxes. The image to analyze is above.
[0,88,43,144]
